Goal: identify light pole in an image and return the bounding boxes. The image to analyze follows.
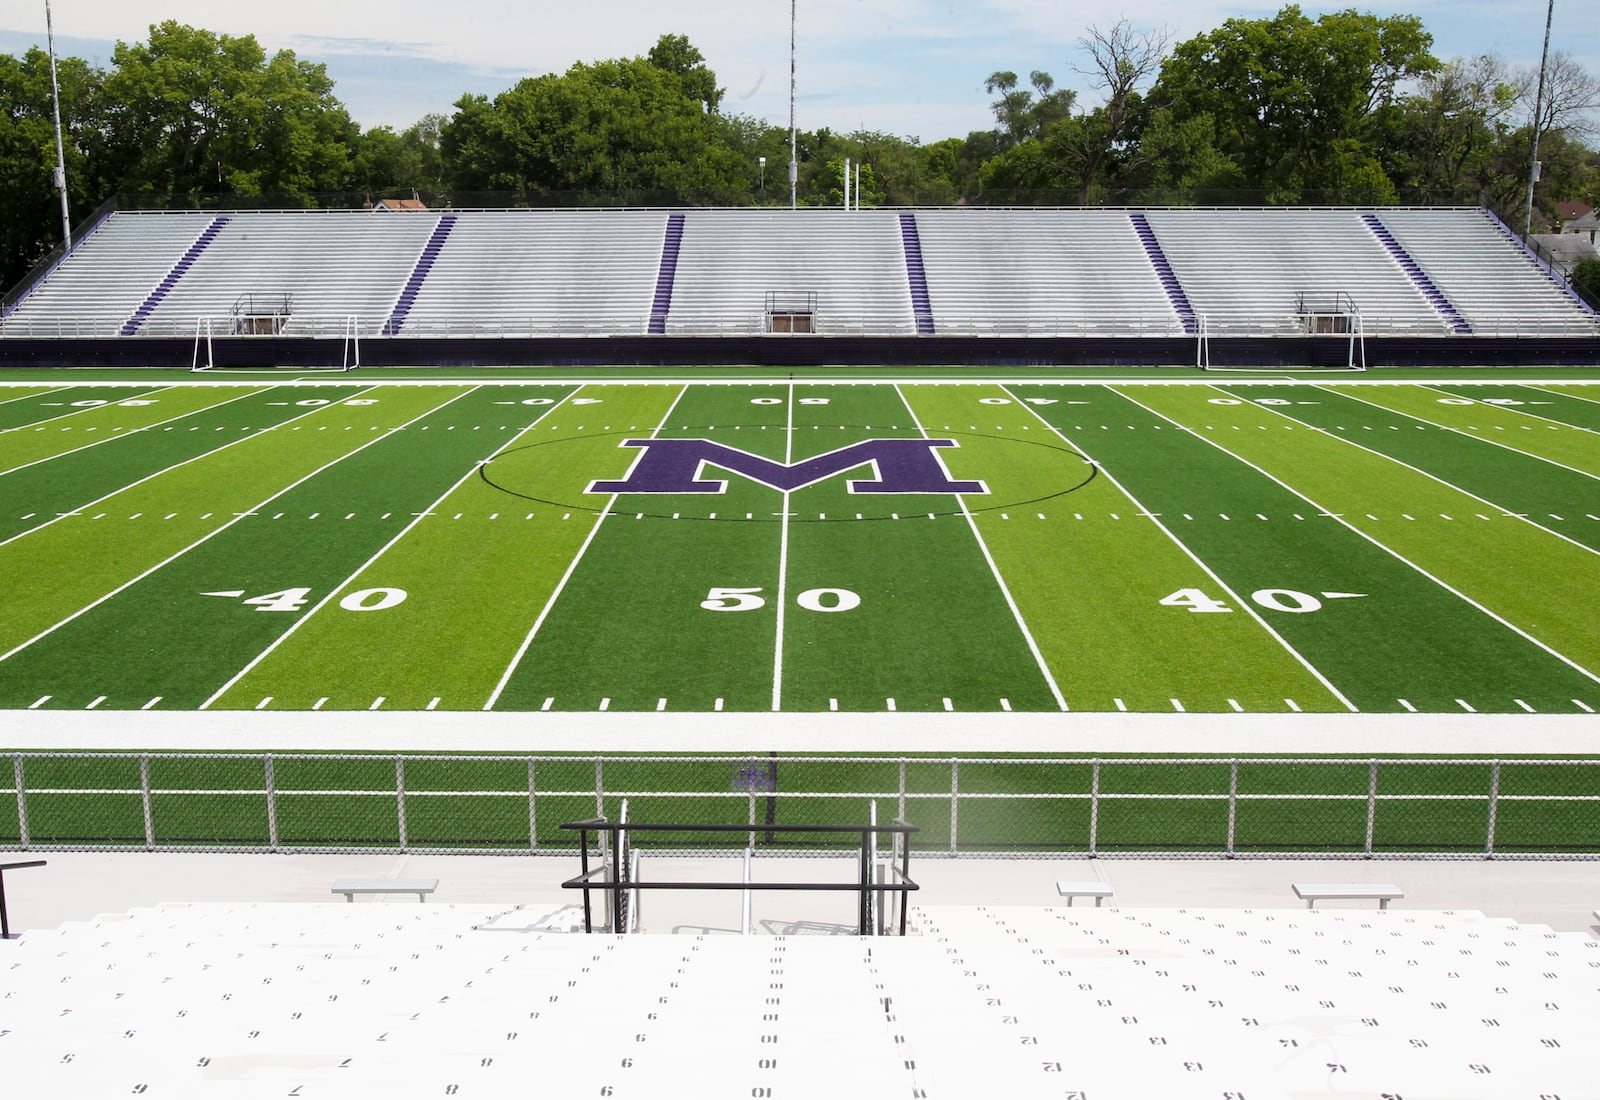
[788,0,798,209]
[45,0,71,250]
[759,156,766,193]
[1523,0,1555,237]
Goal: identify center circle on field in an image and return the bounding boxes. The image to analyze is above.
[477,426,1098,521]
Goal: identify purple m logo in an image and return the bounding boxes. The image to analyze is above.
[587,438,987,495]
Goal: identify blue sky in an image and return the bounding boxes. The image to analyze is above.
[2,1,1594,143]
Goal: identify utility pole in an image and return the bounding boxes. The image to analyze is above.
[45,0,72,250]
[1523,0,1555,237]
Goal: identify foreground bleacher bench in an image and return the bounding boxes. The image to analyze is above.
[1054,879,1114,906]
[331,877,438,902]
[1292,881,1404,909]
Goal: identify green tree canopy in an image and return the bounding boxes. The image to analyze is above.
[100,21,357,197]
[1150,4,1438,201]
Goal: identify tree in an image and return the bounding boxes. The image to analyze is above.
[984,70,1074,150]
[1149,5,1438,201]
[1382,54,1519,203]
[0,47,104,289]
[1572,258,1600,303]
[440,36,745,196]
[99,21,356,198]
[1052,20,1172,203]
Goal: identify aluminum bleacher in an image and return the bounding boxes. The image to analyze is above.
[397,209,669,337]
[1,212,216,337]
[1143,208,1451,336]
[665,208,916,336]
[1376,208,1600,336]
[914,209,1182,336]
[3,899,1593,1096]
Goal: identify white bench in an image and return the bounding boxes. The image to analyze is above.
[1292,882,1403,909]
[332,877,438,903]
[1055,880,1113,907]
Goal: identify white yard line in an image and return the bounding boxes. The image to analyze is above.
[198,386,487,709]
[0,385,269,479]
[0,384,434,667]
[1320,382,1600,484]
[895,383,1069,712]
[1116,386,1600,691]
[0,383,387,551]
[771,383,794,712]
[483,384,691,711]
[1016,384,1359,713]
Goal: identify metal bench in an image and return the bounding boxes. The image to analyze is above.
[331,877,438,903]
[1292,882,1404,909]
[1055,880,1114,907]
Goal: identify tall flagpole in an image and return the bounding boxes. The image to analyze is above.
[788,0,798,209]
[45,0,72,250]
[1522,0,1554,237]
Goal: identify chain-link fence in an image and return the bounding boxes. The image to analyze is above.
[3,753,1597,858]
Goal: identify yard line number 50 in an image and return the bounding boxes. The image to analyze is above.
[701,587,860,613]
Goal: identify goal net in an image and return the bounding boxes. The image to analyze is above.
[192,315,361,374]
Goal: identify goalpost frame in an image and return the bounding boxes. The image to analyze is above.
[1196,310,1367,373]
[191,315,361,373]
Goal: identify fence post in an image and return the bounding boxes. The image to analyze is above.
[898,760,907,823]
[1485,760,1502,858]
[395,756,408,851]
[1089,760,1102,857]
[264,755,279,852]
[13,755,28,849]
[949,759,959,855]
[1225,760,1239,857]
[594,758,604,818]
[1364,760,1380,857]
[139,755,155,850]
[527,758,538,851]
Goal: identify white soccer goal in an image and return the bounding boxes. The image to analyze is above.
[1196,307,1367,373]
[191,315,361,373]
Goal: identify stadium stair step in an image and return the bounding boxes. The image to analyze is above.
[898,212,936,335]
[1361,212,1473,334]
[1128,211,1198,334]
[381,213,458,336]
[647,212,686,334]
[118,216,230,336]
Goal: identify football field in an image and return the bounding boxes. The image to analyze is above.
[2,374,1599,719]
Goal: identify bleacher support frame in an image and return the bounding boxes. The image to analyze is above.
[560,812,919,936]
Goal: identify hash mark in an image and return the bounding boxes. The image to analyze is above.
[714,698,724,712]
[942,697,953,712]
[86,696,106,710]
[1227,699,1243,712]
[28,696,50,710]
[1514,699,1535,713]
[656,698,666,712]
[886,698,896,712]
[426,698,440,711]
[369,697,385,711]
[1114,698,1127,712]
[1170,698,1185,712]
[1285,699,1301,713]
[829,698,838,711]
[312,697,327,711]
[1574,700,1596,714]
[540,698,554,711]
[141,697,161,710]
[598,698,610,712]
[255,697,272,710]
[1455,699,1476,713]
[1000,698,1011,712]
[1398,699,1416,712]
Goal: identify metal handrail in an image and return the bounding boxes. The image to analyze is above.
[560,817,919,936]
[0,859,46,939]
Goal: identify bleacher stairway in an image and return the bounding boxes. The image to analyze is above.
[3,900,1594,1097]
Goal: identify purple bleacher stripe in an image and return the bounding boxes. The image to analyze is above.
[1129,212,1196,334]
[382,214,458,336]
[1360,213,1472,334]
[648,213,686,335]
[898,213,935,335]
[119,216,230,336]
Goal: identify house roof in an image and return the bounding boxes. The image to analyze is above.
[1554,200,1592,222]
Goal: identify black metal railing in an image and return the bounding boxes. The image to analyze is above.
[561,817,919,936]
[0,859,46,939]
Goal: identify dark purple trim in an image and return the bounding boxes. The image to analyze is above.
[119,217,230,336]
[1360,213,1472,334]
[647,214,686,335]
[1480,207,1599,318]
[381,215,458,336]
[1128,213,1197,334]
[898,213,935,335]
